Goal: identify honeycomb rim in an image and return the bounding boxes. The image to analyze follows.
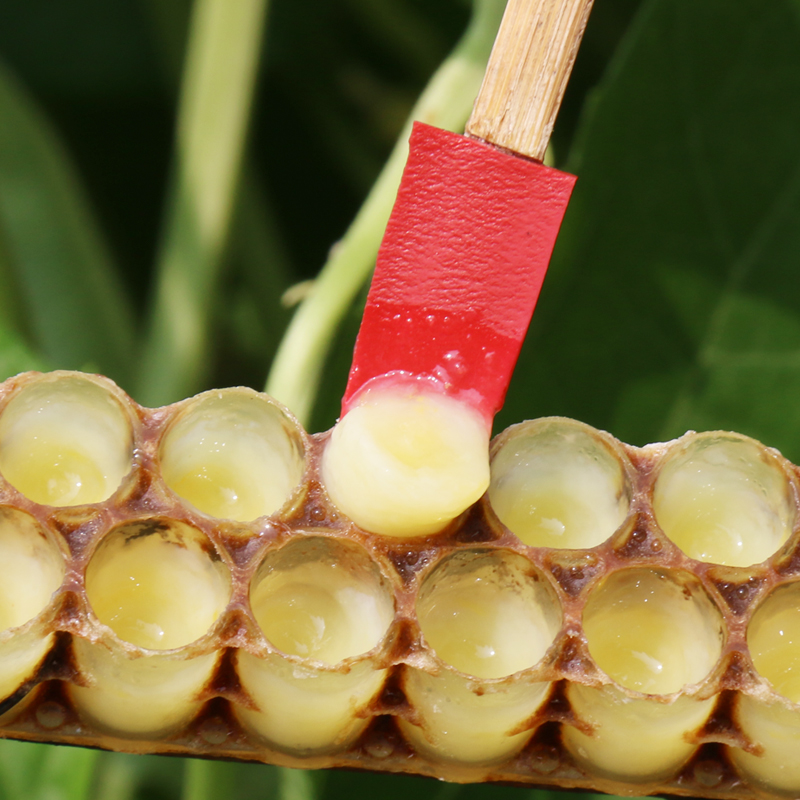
[157,386,310,524]
[650,430,799,568]
[0,371,799,799]
[0,370,142,510]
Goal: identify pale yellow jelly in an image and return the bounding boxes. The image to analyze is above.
[564,684,715,783]
[321,385,490,537]
[7,441,107,507]
[70,639,219,737]
[164,459,274,523]
[748,584,800,703]
[159,390,304,522]
[0,508,64,631]
[399,668,551,766]
[583,569,723,694]
[251,583,346,662]
[732,695,800,794]
[417,551,560,679]
[653,434,793,567]
[251,538,394,665]
[0,375,133,506]
[86,523,230,650]
[235,654,387,755]
[489,418,629,549]
[0,509,66,702]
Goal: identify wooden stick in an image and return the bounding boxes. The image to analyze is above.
[466,0,594,162]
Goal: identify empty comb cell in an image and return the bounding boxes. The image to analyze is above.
[236,536,394,754]
[0,507,65,701]
[0,372,135,507]
[653,433,795,567]
[159,388,306,522]
[563,568,723,781]
[488,418,631,549]
[71,519,230,736]
[399,549,560,765]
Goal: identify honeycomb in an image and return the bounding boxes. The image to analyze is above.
[2,370,800,799]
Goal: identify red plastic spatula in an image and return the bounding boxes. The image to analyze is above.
[322,0,594,538]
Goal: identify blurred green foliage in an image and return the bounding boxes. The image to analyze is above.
[1,0,798,798]
[500,0,800,464]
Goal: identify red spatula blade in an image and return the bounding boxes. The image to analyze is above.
[343,122,576,424]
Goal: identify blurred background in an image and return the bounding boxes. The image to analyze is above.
[1,0,799,797]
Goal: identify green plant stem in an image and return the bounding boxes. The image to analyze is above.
[136,0,268,407]
[181,760,213,800]
[266,0,506,427]
[91,754,138,800]
[278,768,322,800]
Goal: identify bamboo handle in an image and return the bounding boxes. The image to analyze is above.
[466,0,594,162]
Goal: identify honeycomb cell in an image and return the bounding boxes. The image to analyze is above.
[563,684,716,782]
[416,549,561,679]
[653,433,794,567]
[748,582,800,702]
[249,536,394,664]
[70,639,220,738]
[488,418,630,549]
[0,508,65,700]
[85,519,231,650]
[399,667,551,767]
[159,388,305,522]
[235,654,387,755]
[732,695,800,795]
[565,569,722,782]
[582,568,723,695]
[321,382,490,537]
[0,372,134,507]
[74,520,229,737]
[0,508,65,633]
[0,684,42,725]
[236,536,394,754]
[400,549,560,766]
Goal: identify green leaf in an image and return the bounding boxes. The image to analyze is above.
[501,0,800,463]
[135,0,269,407]
[0,324,48,381]
[224,171,294,376]
[181,760,323,800]
[0,740,97,800]
[0,59,135,387]
[90,751,185,800]
[320,771,592,800]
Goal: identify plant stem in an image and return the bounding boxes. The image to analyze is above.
[265,0,507,428]
[181,760,213,800]
[136,0,268,407]
[278,767,320,800]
